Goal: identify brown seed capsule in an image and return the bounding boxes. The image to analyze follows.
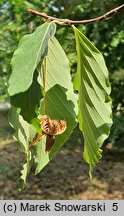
[40,115,67,135]
[32,115,67,152]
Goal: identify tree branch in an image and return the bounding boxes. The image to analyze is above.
[27,4,124,25]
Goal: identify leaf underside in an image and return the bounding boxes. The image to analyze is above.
[8,23,78,187]
[9,107,32,190]
[8,22,56,131]
[10,70,42,132]
[36,37,78,173]
[31,136,49,175]
[8,22,56,96]
[73,26,113,176]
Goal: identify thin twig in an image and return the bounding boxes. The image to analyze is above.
[27,4,124,25]
[42,58,47,114]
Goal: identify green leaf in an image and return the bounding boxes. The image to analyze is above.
[18,160,30,191]
[9,107,36,190]
[8,22,56,96]
[10,70,42,132]
[37,37,78,171]
[72,26,112,176]
[32,136,49,175]
[9,106,30,154]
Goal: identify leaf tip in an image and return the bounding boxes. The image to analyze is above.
[89,165,93,179]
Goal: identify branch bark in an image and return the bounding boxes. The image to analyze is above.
[27,4,124,25]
